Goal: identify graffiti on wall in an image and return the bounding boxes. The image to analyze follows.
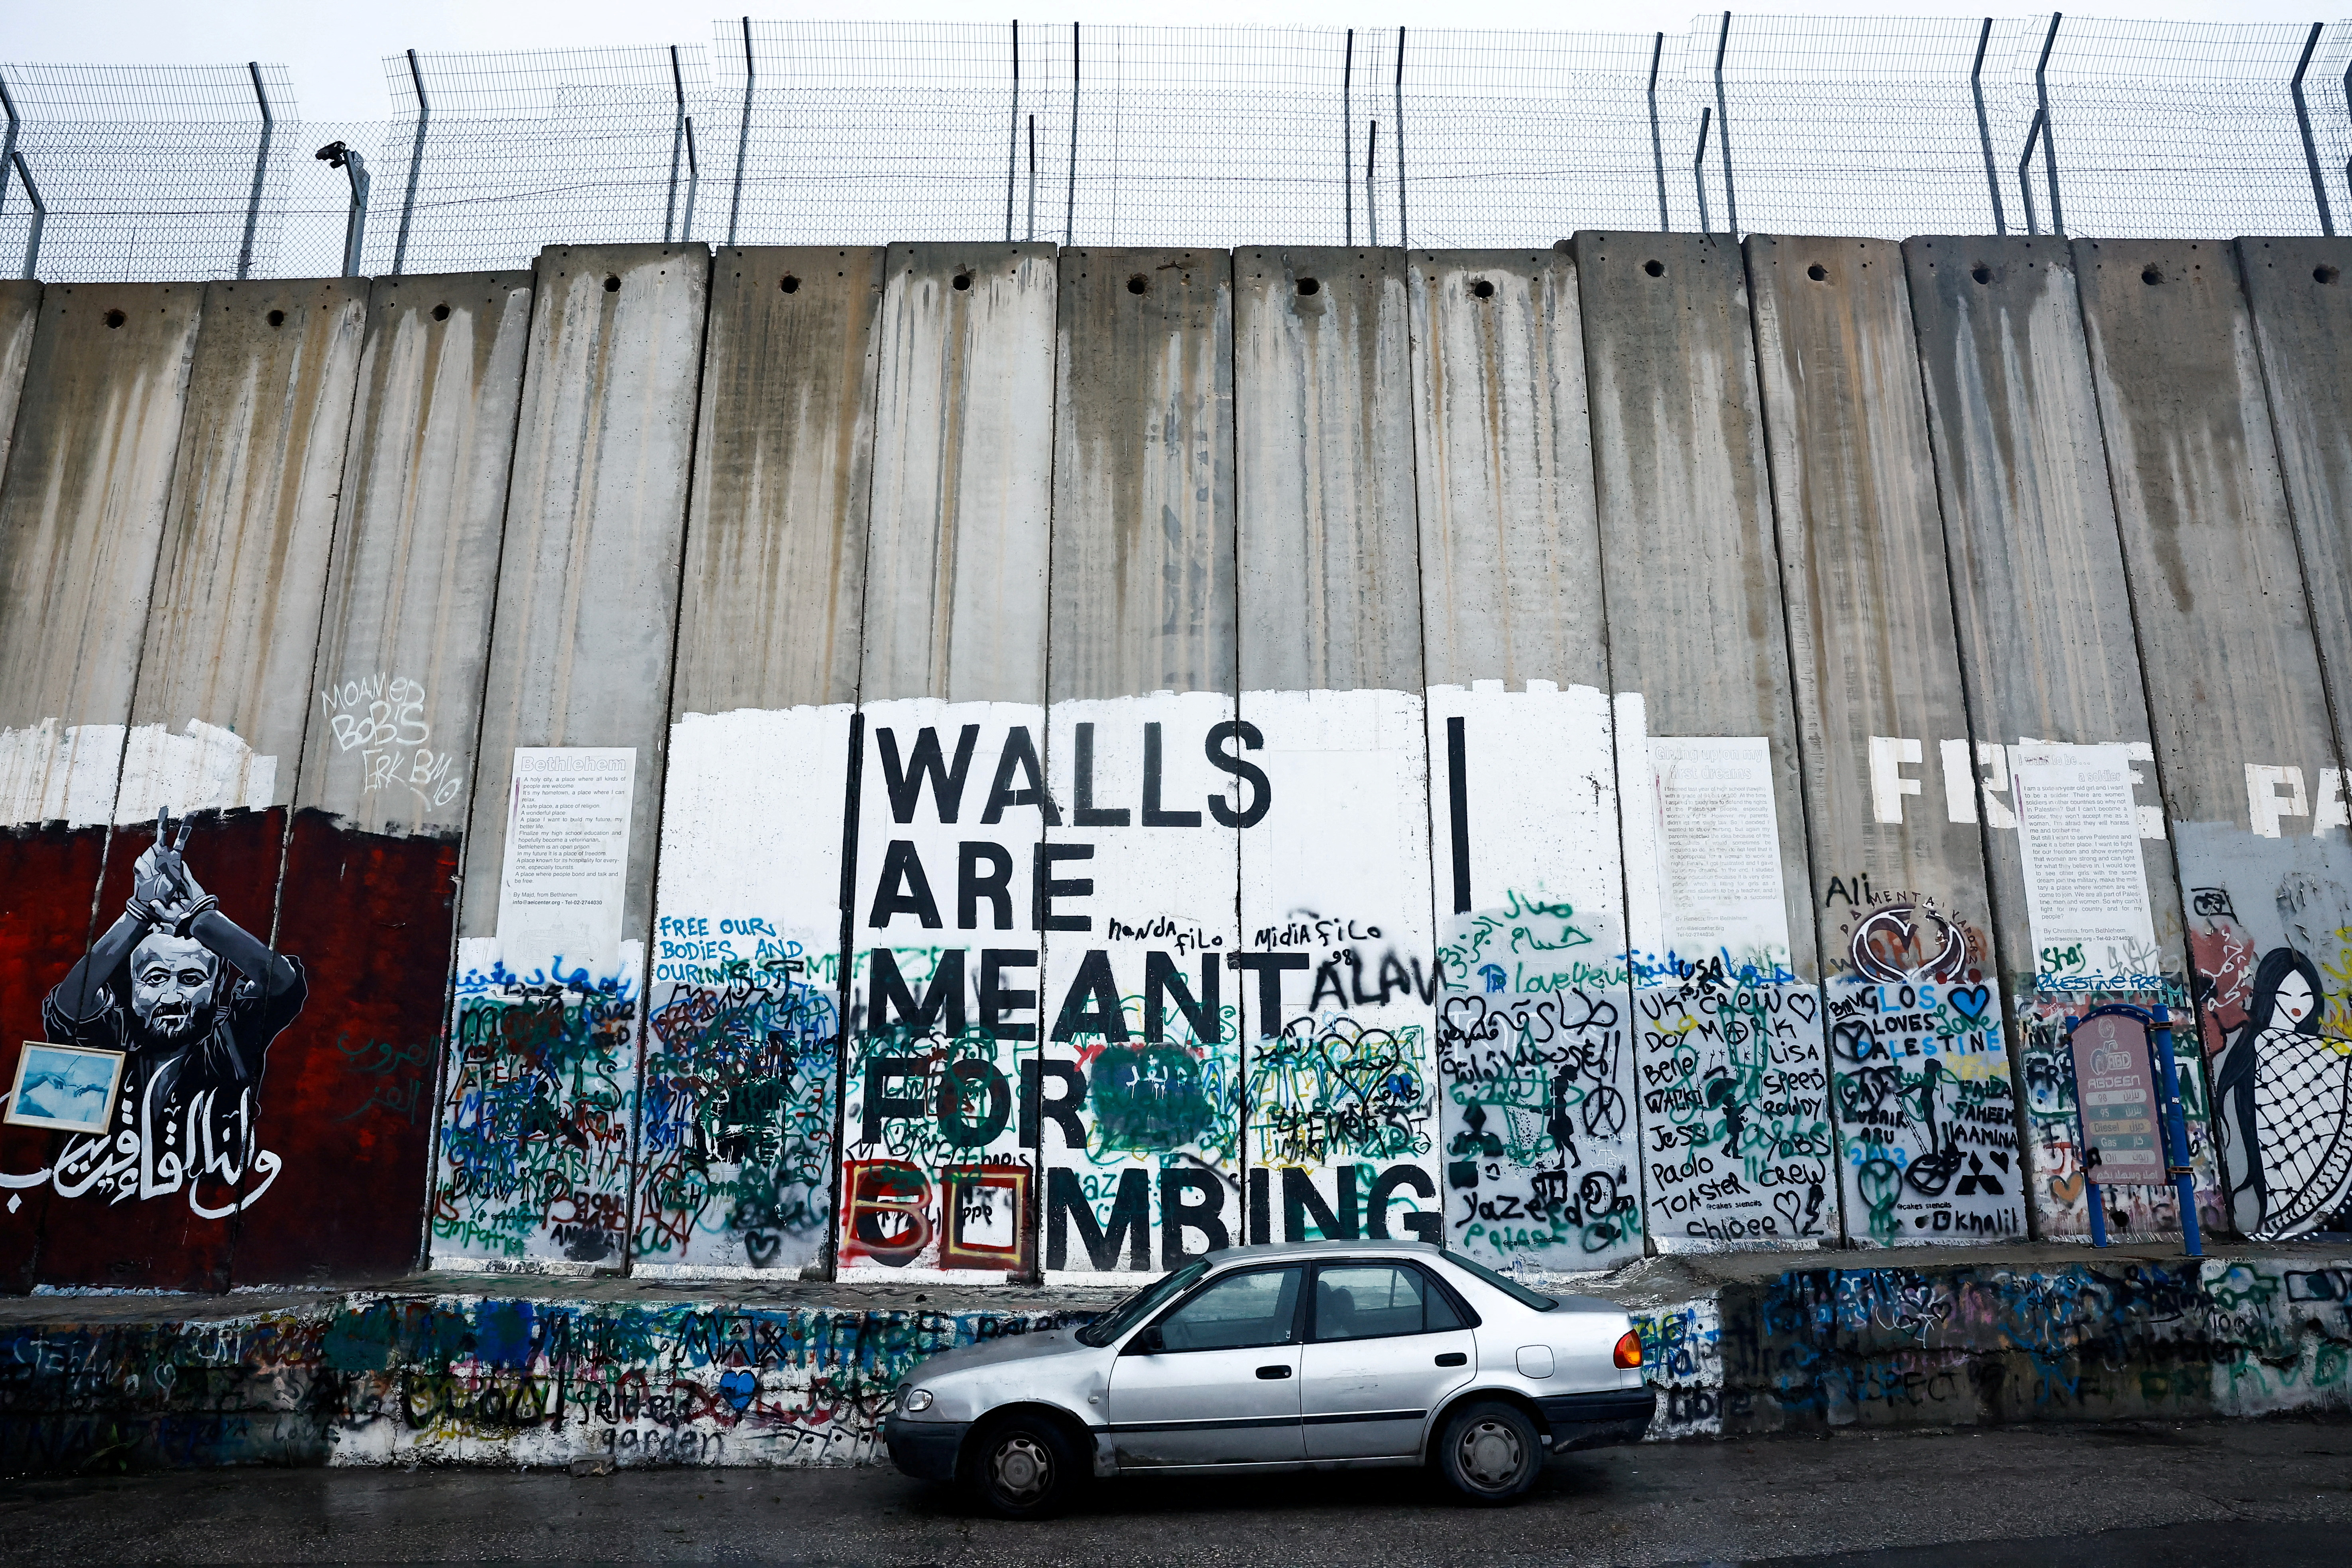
[2177,831,2352,1242]
[1436,896,1640,1266]
[1825,894,2022,1243]
[431,941,641,1267]
[635,933,840,1274]
[1633,968,1833,1249]
[3,815,305,1218]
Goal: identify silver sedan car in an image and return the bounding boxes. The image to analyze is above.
[883,1240,1655,1517]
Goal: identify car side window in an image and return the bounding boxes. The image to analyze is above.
[1154,1266,1304,1352]
[1312,1264,1466,1342]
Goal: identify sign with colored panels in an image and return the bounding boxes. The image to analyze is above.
[2070,1010,2163,1183]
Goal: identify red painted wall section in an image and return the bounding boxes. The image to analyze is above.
[229,812,455,1285]
[0,826,110,1292]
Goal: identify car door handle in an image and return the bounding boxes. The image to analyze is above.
[1435,1352,1468,1367]
[1256,1364,1292,1380]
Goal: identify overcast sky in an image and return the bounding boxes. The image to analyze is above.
[9,1,2341,122]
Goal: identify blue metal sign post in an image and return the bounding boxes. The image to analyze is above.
[2067,1003,2202,1257]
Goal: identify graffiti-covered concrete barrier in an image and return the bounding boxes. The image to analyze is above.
[4,1245,2346,1474]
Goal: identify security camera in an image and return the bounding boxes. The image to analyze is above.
[314,141,352,169]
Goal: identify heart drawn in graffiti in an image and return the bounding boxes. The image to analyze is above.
[1773,1190,1805,1231]
[743,1230,782,1268]
[720,1369,757,1413]
[1949,985,1992,1023]
[1787,990,1818,1025]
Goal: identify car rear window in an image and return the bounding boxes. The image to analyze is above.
[1444,1253,1559,1312]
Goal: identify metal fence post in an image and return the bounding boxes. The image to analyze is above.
[1343,29,1354,246]
[237,62,275,280]
[10,153,41,281]
[665,46,687,243]
[316,141,370,277]
[2292,22,2334,238]
[1694,106,1714,236]
[1713,12,1739,239]
[1005,20,1019,243]
[2035,12,2065,237]
[1065,22,1078,246]
[392,49,428,277]
[0,73,20,266]
[681,116,699,242]
[1366,119,1380,246]
[1648,32,1670,232]
[1970,18,2006,236]
[728,16,753,247]
[1394,27,1408,249]
[1025,115,1037,241]
[2019,108,2045,236]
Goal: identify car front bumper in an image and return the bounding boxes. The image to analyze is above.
[1537,1387,1657,1452]
[883,1412,972,1481]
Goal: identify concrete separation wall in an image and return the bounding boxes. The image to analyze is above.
[3,230,2351,1320]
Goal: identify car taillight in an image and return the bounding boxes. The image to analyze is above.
[1613,1330,1643,1369]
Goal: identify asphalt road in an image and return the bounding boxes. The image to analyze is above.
[4,1419,2348,1566]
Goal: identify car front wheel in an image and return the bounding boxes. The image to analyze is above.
[961,1413,1082,1519]
[1435,1400,1543,1505]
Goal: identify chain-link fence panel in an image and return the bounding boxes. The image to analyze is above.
[5,15,2351,283]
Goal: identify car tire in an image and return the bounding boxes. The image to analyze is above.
[1434,1399,1544,1505]
[960,1413,1083,1520]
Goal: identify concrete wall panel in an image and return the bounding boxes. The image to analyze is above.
[0,281,40,500]
[1235,247,1440,1251]
[2077,236,2352,1242]
[1906,236,2218,1245]
[1410,249,1642,1270]
[1039,250,1239,1281]
[435,244,709,1271]
[861,244,1056,706]
[839,245,1058,1281]
[238,272,534,1285]
[642,248,882,1278]
[34,276,369,1290]
[0,282,203,1291]
[1576,232,1833,1254]
[1749,234,2023,1247]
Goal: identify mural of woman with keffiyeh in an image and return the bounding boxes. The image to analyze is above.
[2215,947,2352,1239]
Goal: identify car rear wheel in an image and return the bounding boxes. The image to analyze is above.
[1435,1400,1543,1505]
[961,1413,1082,1519]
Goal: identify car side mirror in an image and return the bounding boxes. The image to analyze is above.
[1135,1325,1165,1354]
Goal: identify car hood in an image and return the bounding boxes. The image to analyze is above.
[914,1326,1094,1379]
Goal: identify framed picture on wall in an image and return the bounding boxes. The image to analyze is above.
[4,1042,128,1135]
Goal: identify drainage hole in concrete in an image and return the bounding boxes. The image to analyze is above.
[266,309,286,327]
[1643,259,1664,277]
[1971,265,1992,285]
[2317,265,2340,284]
[1806,263,1828,281]
[1296,277,1320,296]
[952,272,971,291]
[604,275,622,293]
[104,309,126,328]
[1470,279,1495,299]
[1127,274,1148,294]
[433,303,450,321]
[2142,265,2163,285]
[781,274,802,293]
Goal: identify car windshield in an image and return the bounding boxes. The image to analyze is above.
[1074,1259,1210,1346]
[1444,1252,1559,1312]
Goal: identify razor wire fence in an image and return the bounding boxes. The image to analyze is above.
[2,14,2349,284]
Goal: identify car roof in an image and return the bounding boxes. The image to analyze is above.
[1201,1239,1450,1267]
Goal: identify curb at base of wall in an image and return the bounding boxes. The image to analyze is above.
[2,1253,2345,1473]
